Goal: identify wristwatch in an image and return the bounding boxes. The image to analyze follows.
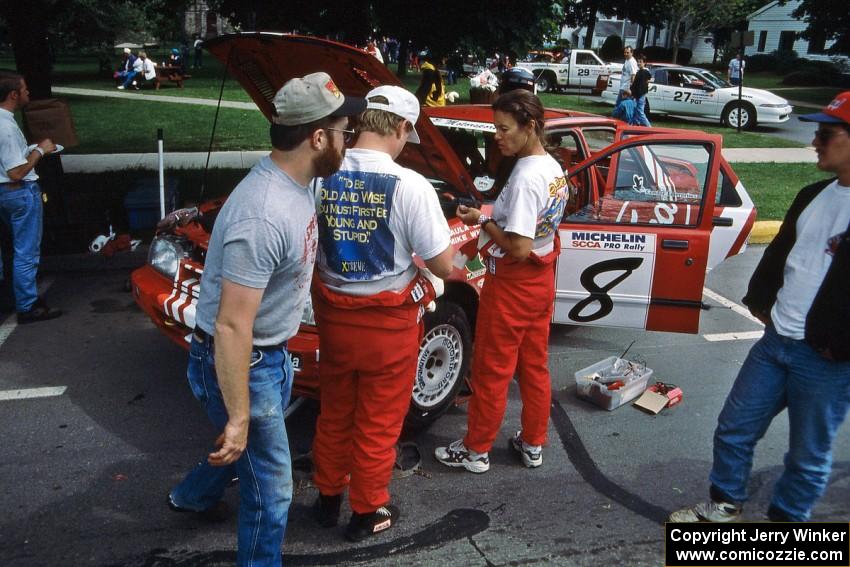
[477,214,493,228]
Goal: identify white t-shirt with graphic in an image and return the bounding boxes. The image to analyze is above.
[620,57,638,92]
[316,148,451,296]
[490,153,567,257]
[772,180,850,339]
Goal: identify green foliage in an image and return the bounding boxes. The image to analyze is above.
[600,35,624,62]
[782,60,844,86]
[793,0,850,56]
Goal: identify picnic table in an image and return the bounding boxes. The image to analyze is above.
[154,65,192,89]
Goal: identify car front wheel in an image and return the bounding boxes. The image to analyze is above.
[405,300,472,431]
[722,102,756,130]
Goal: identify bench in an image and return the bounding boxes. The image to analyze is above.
[153,65,192,89]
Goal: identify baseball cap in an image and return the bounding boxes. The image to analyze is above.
[272,72,366,126]
[123,48,131,54]
[799,91,850,125]
[365,85,421,143]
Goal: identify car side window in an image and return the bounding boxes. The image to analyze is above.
[575,53,597,66]
[567,142,712,227]
[581,128,616,153]
[715,164,742,207]
[546,129,582,171]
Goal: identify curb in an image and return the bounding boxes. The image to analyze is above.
[750,221,781,244]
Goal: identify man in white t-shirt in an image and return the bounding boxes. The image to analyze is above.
[311,85,453,542]
[617,45,638,104]
[670,91,850,524]
[728,52,745,86]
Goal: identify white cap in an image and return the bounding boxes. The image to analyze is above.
[272,72,365,126]
[123,48,131,54]
[365,85,421,144]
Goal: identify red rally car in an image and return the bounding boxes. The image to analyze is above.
[131,33,756,429]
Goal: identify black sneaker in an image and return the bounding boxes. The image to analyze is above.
[166,492,230,522]
[17,301,62,324]
[345,504,400,542]
[315,493,341,528]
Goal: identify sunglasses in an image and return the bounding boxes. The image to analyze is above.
[325,127,355,144]
[814,128,848,144]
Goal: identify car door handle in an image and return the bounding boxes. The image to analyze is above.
[662,239,689,250]
[712,216,733,227]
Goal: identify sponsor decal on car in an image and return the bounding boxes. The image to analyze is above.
[429,117,496,132]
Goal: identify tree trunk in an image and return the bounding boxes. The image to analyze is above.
[397,38,409,77]
[582,0,600,49]
[3,3,52,99]
[670,15,683,64]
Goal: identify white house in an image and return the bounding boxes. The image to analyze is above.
[745,0,847,62]
[561,17,716,64]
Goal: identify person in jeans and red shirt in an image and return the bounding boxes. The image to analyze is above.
[670,92,850,523]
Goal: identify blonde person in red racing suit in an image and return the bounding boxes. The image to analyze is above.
[311,85,454,542]
[435,89,568,473]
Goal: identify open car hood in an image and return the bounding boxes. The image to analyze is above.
[205,32,478,196]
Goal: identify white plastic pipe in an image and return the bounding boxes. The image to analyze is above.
[157,128,166,219]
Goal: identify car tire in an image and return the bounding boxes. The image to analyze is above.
[722,102,756,130]
[535,71,555,93]
[404,300,472,431]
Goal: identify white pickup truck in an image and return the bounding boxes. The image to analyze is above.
[517,49,622,93]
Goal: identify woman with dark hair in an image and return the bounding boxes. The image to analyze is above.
[415,50,445,107]
[435,89,568,473]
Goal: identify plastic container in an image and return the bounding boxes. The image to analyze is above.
[574,356,653,411]
[123,178,178,230]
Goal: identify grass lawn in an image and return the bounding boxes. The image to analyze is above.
[735,162,832,220]
[3,54,814,152]
[61,95,269,153]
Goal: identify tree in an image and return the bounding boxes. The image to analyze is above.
[794,0,850,55]
[0,0,191,99]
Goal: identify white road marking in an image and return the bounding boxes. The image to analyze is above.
[0,386,67,401]
[702,287,765,342]
[703,330,765,342]
[702,287,765,326]
[0,277,55,350]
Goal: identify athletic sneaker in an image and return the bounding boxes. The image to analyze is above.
[345,504,400,542]
[668,499,742,522]
[434,439,490,473]
[509,431,542,468]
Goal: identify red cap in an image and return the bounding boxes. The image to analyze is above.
[799,91,850,125]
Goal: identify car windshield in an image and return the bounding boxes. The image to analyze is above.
[700,70,730,88]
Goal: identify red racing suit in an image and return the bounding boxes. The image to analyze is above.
[463,235,560,453]
[311,271,437,513]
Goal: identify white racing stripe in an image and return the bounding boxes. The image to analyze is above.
[703,330,765,342]
[0,386,67,401]
[702,287,765,327]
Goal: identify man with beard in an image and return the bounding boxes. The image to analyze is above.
[168,72,364,567]
[311,85,453,541]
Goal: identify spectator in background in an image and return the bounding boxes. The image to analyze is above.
[366,40,384,64]
[630,54,652,127]
[728,52,745,86]
[415,51,445,107]
[0,72,61,324]
[193,35,203,69]
[617,46,638,105]
[169,48,185,74]
[115,48,136,84]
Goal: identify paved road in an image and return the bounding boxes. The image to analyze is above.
[1,244,848,566]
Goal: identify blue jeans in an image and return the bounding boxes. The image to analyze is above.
[121,71,139,88]
[0,181,42,312]
[170,334,294,567]
[710,325,850,521]
[632,95,651,126]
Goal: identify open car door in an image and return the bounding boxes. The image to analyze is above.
[554,133,722,333]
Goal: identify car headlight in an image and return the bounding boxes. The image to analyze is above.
[300,296,316,326]
[148,236,188,280]
[759,103,788,108]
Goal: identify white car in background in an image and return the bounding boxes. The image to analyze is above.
[600,64,793,130]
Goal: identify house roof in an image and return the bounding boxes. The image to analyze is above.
[747,0,795,21]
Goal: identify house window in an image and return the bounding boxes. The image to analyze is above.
[757,30,767,52]
[778,30,796,52]
[808,30,826,54]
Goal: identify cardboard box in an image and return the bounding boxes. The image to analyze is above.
[23,98,79,148]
